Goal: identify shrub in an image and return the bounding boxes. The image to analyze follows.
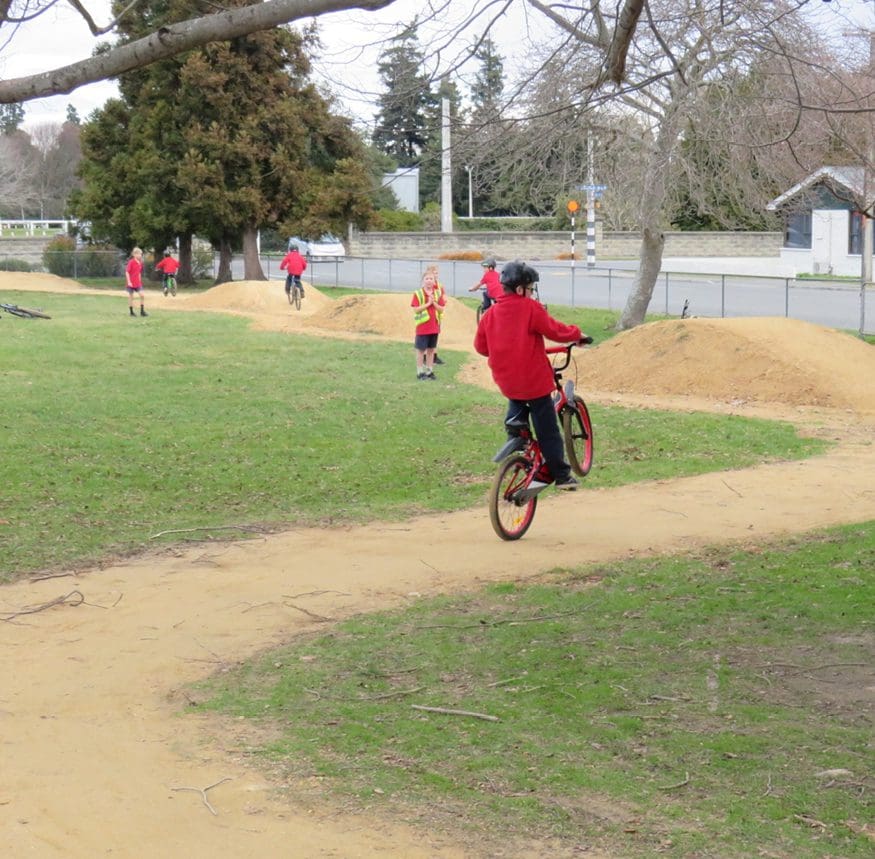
[42,235,77,277]
[43,237,123,278]
[0,258,32,272]
[374,209,423,231]
[438,250,484,261]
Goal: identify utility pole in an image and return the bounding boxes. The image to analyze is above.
[465,165,473,218]
[441,97,453,233]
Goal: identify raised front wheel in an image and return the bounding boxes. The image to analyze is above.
[489,454,537,541]
[563,396,593,477]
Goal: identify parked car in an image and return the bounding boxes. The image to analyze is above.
[287,234,345,260]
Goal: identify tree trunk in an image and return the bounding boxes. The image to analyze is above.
[214,238,233,285]
[242,226,266,280]
[178,233,193,284]
[616,225,665,330]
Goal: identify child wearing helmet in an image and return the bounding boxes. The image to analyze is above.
[468,256,502,315]
[154,249,180,296]
[280,244,307,299]
[473,260,584,490]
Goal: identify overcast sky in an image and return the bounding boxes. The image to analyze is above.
[1,0,873,130]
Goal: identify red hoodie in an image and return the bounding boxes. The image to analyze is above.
[473,292,581,401]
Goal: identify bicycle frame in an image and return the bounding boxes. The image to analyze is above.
[488,340,594,540]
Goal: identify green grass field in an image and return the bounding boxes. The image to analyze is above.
[3,284,869,857]
[0,288,827,581]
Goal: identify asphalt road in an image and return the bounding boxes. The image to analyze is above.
[235,255,872,334]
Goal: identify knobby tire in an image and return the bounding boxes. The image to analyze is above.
[489,453,537,541]
[562,396,594,477]
[292,285,302,310]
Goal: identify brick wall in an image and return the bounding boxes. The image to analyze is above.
[0,237,52,265]
[349,228,783,260]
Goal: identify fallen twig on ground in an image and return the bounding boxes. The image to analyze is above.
[412,704,499,722]
[170,777,232,815]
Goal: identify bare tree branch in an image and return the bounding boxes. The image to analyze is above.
[0,0,395,103]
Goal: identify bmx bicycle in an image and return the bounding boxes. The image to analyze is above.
[488,340,594,541]
[162,273,177,297]
[285,274,303,310]
[1,302,51,319]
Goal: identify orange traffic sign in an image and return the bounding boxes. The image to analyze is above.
[566,200,580,213]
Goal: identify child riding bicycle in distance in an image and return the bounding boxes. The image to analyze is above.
[469,256,502,314]
[280,244,307,299]
[154,249,180,296]
[473,260,587,491]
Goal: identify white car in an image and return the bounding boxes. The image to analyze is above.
[288,234,345,260]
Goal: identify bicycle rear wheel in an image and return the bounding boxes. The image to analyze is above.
[7,305,50,319]
[489,454,537,541]
[562,396,593,476]
[292,285,302,310]
[170,277,177,297]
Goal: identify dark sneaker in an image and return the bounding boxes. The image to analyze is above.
[555,476,579,491]
[426,370,436,380]
[140,310,148,317]
[417,372,427,381]
[433,355,445,365]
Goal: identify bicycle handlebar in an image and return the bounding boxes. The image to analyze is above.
[546,337,592,371]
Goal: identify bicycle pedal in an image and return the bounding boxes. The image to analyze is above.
[513,482,549,503]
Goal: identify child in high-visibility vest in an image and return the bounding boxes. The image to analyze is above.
[411,268,446,380]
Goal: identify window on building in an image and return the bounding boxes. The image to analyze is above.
[784,211,812,248]
[848,211,874,255]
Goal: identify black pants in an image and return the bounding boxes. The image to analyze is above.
[505,394,571,484]
[285,274,303,293]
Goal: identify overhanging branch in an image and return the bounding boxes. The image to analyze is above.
[0,0,394,103]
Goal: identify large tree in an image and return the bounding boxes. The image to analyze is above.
[73,1,375,282]
[372,22,436,165]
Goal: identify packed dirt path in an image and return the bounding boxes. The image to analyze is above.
[2,274,874,858]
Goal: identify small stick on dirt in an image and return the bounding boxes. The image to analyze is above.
[170,777,232,816]
[411,704,499,722]
[283,602,333,622]
[28,571,74,582]
[149,525,266,539]
[1,590,84,622]
[657,772,690,791]
[287,590,351,598]
[763,773,773,796]
[721,479,743,497]
[785,662,866,676]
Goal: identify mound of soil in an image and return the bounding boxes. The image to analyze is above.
[307,291,477,350]
[583,317,875,413]
[180,279,332,315]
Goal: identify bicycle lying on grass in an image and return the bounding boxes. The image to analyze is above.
[488,340,594,541]
[1,302,51,319]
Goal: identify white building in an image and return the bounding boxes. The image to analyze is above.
[381,167,420,213]
[767,166,873,276]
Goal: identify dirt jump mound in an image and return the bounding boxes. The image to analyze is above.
[583,317,875,413]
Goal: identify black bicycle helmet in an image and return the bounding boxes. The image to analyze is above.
[289,244,298,252]
[500,260,539,291]
[481,256,497,268]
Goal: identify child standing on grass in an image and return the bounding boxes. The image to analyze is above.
[125,247,147,317]
[474,260,585,491]
[411,268,446,380]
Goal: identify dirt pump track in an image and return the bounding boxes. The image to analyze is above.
[1,273,874,858]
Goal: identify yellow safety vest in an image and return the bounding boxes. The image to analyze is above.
[413,286,444,326]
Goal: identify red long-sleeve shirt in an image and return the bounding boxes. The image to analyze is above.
[474,292,581,401]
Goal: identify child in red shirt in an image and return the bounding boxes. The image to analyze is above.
[125,247,146,317]
[474,260,584,490]
[280,245,308,298]
[154,250,180,296]
[468,256,502,315]
[411,268,446,380]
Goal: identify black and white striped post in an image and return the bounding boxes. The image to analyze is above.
[586,190,596,268]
